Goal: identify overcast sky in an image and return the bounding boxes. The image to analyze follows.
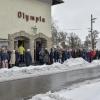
[52,0,100,41]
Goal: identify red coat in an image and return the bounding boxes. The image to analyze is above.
[90,50,96,58]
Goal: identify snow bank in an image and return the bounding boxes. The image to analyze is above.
[91,60,100,65]
[63,58,89,66]
[29,79,100,100]
[28,91,71,100]
[0,58,99,79]
[0,62,65,78]
[56,80,100,100]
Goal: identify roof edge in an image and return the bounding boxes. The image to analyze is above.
[52,0,64,5]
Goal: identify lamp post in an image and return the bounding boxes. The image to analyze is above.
[31,26,37,34]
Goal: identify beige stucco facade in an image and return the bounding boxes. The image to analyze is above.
[0,0,52,38]
[0,0,54,62]
[0,0,63,62]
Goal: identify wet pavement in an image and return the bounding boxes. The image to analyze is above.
[0,65,100,100]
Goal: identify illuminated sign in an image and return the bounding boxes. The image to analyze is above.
[17,11,46,23]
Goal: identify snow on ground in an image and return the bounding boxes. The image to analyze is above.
[91,60,100,65]
[0,58,100,99]
[29,79,100,100]
[63,58,89,66]
[0,58,99,79]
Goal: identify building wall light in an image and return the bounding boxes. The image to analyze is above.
[31,26,37,34]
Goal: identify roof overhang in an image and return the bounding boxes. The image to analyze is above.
[52,0,64,5]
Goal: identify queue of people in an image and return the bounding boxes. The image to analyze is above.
[37,48,100,65]
[0,45,32,68]
[0,45,100,68]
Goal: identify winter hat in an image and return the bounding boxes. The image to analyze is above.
[13,50,15,52]
[27,49,30,51]
[45,48,48,50]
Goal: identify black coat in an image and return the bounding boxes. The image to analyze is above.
[1,52,9,61]
[54,51,59,60]
[50,51,53,57]
[25,52,32,66]
[15,51,20,64]
[0,52,2,61]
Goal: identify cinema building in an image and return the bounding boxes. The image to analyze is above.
[0,0,63,62]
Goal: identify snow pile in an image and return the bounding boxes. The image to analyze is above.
[0,58,99,79]
[0,63,66,78]
[29,80,100,100]
[57,80,100,100]
[63,58,90,70]
[91,60,100,65]
[63,58,89,66]
[29,91,71,100]
[86,59,100,68]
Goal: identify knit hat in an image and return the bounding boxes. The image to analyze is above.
[27,49,30,51]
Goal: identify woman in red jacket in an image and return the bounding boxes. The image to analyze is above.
[88,50,96,62]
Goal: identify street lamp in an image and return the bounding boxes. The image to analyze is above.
[31,26,37,34]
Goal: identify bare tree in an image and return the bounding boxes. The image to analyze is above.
[51,21,67,46]
[68,33,81,49]
[84,36,91,49]
[51,22,58,45]
[91,30,99,49]
[84,30,99,49]
[57,31,67,43]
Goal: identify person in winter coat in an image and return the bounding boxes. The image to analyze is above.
[62,50,66,63]
[97,50,100,59]
[96,50,99,59]
[64,50,68,60]
[0,48,2,68]
[71,49,76,58]
[18,45,25,63]
[54,49,59,62]
[76,49,82,57]
[39,47,45,65]
[25,49,32,66]
[87,49,96,62]
[1,48,9,68]
[87,49,92,62]
[15,50,20,66]
[7,49,12,68]
[44,49,49,65]
[95,50,98,60]
[81,49,87,60]
[91,50,96,60]
[67,49,71,59]
[58,49,62,63]
[10,50,16,67]
[49,48,54,64]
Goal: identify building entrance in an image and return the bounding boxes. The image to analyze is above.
[14,36,30,50]
[18,40,24,47]
[34,38,47,63]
